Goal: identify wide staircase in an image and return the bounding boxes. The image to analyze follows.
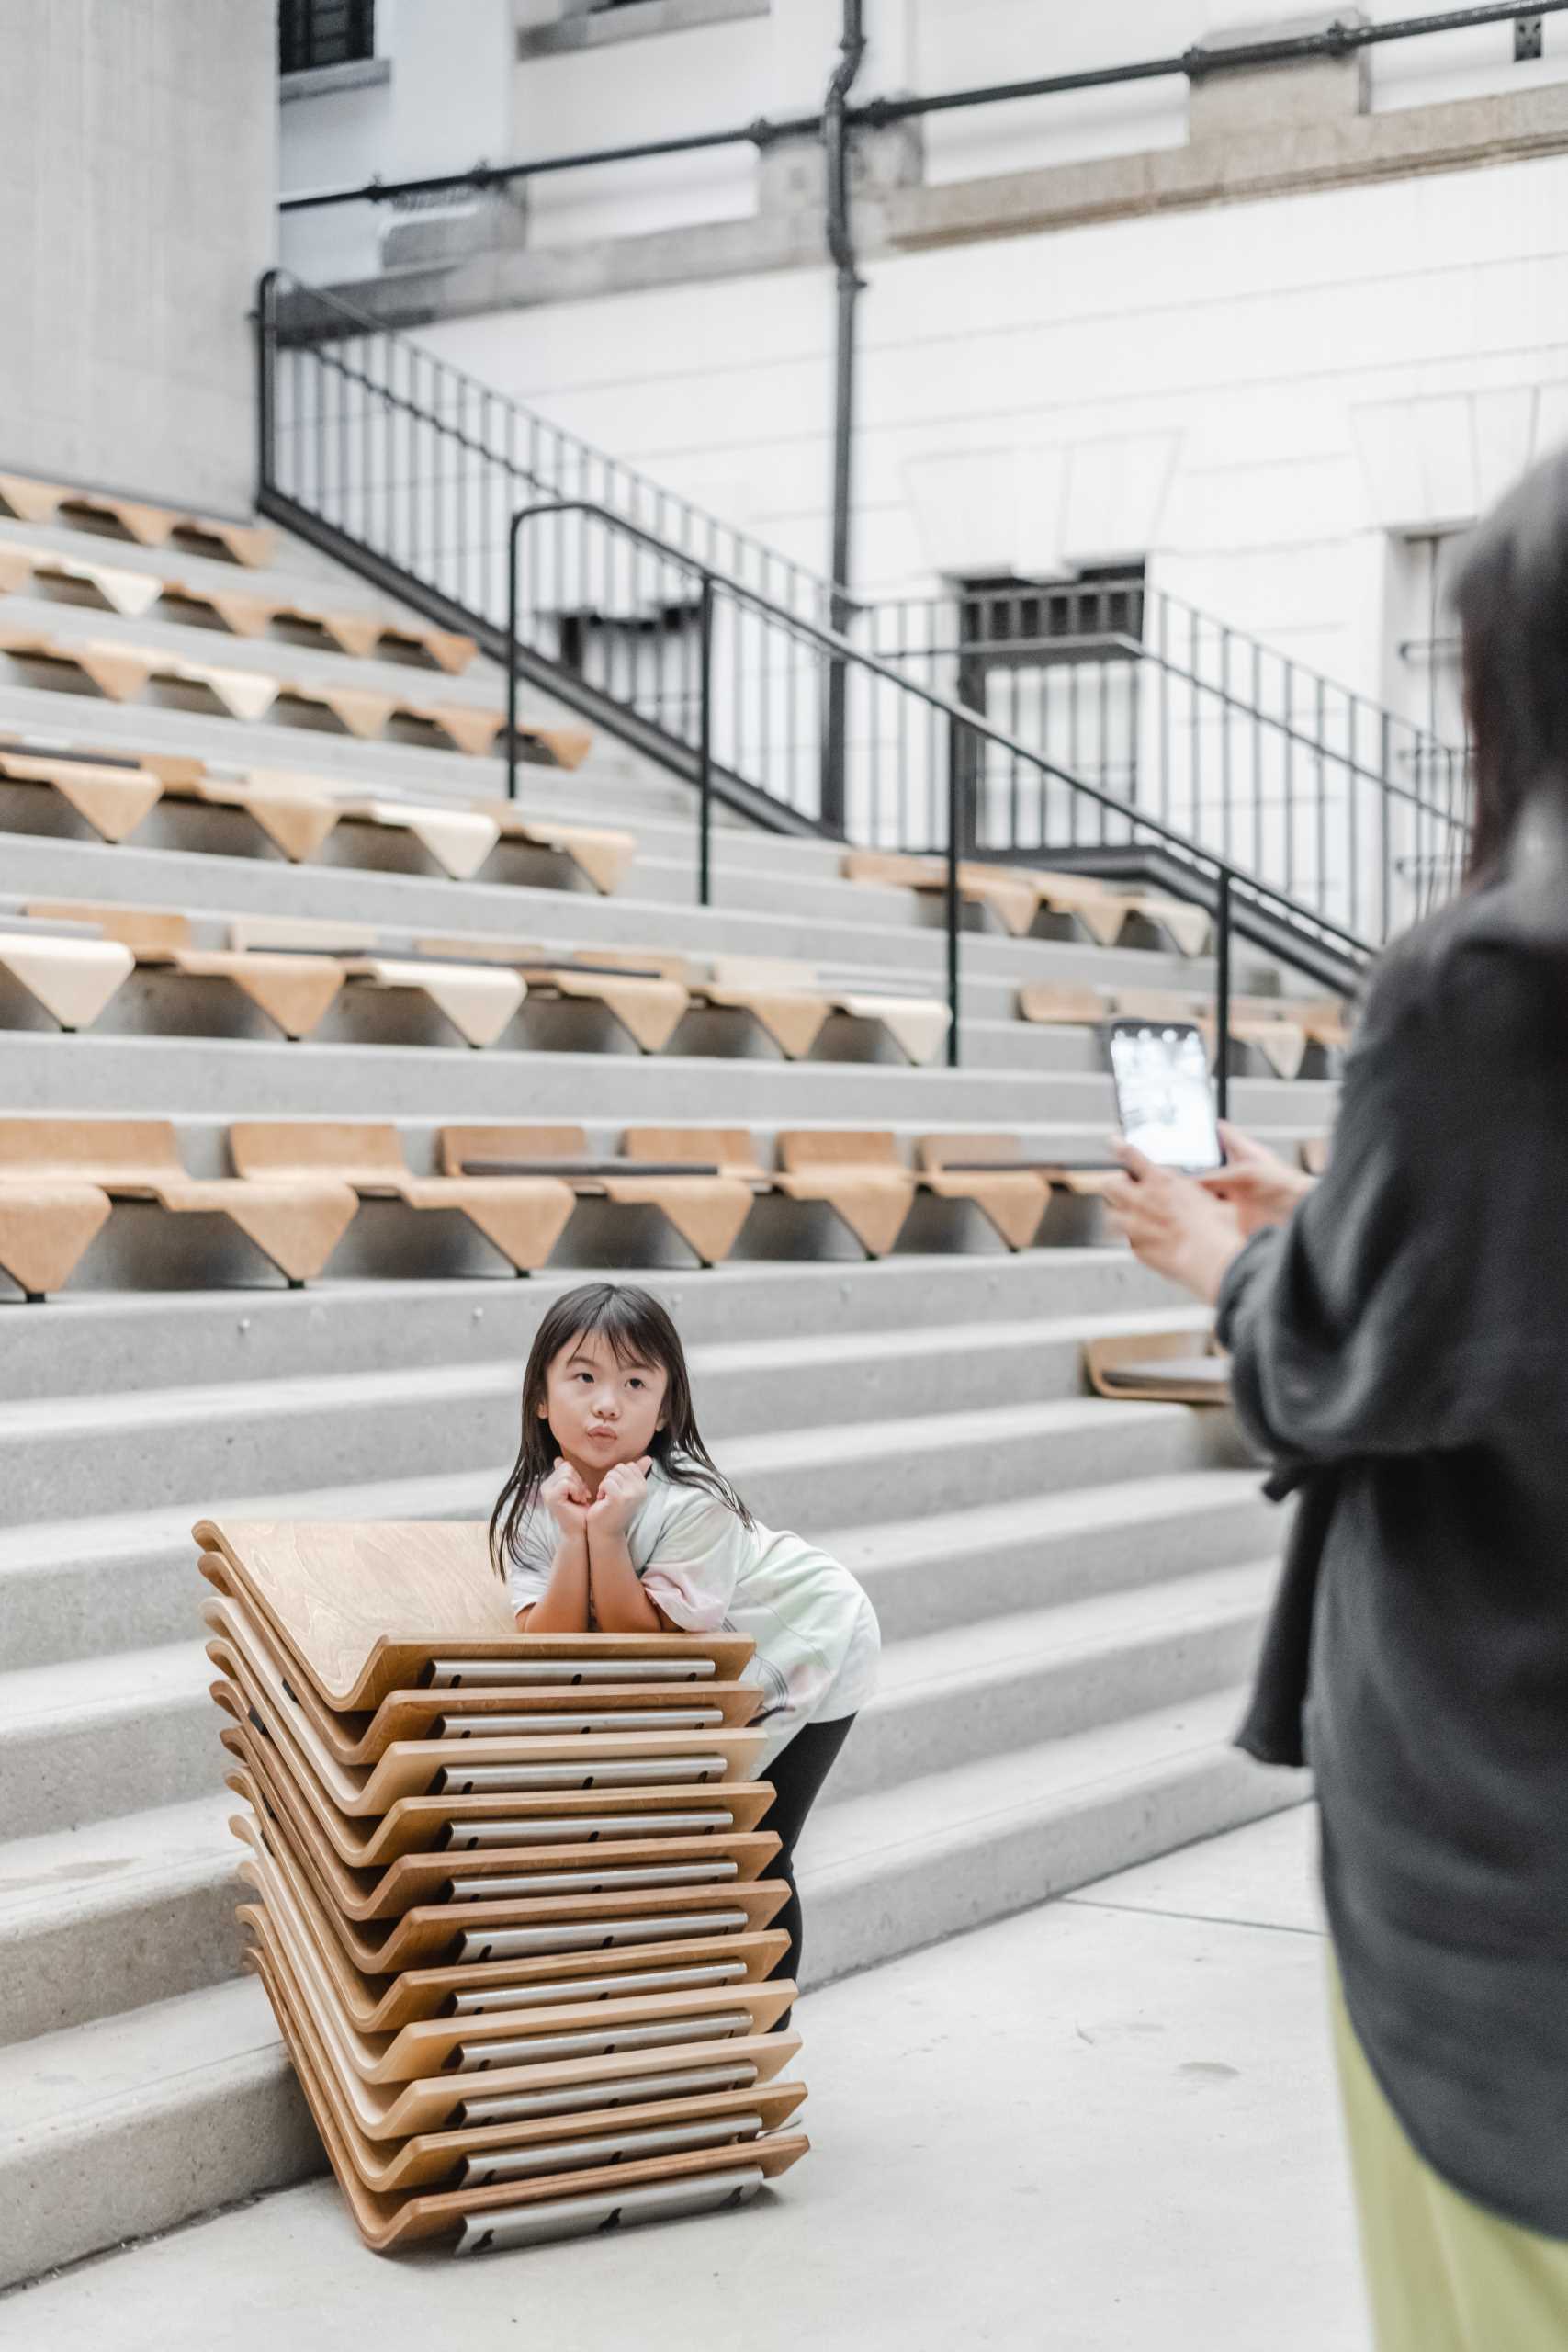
[0,481,1319,2290]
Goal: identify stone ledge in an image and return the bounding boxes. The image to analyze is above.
[517,0,768,62]
[279,55,391,104]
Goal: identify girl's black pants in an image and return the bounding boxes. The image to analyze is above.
[761,1711,856,2029]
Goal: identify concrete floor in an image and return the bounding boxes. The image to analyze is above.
[5,1804,1367,2352]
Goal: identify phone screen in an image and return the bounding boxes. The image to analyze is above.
[1108,1020,1222,1172]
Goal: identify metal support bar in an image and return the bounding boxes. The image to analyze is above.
[281,3,1568,216]
[821,0,865,835]
[1214,869,1233,1128]
[697,573,716,907]
[946,735,963,1069]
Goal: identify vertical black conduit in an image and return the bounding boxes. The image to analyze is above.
[821,0,866,838]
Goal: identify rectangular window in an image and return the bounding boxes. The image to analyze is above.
[953,565,1145,854]
[279,0,376,76]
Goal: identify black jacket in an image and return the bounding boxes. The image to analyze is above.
[1217,793,1568,2237]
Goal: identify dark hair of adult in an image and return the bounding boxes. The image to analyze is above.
[489,1280,754,1577]
[1452,441,1568,882]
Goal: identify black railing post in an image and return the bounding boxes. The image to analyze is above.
[1214,868,1232,1129]
[254,268,280,507]
[946,727,963,1067]
[506,503,526,802]
[697,573,716,908]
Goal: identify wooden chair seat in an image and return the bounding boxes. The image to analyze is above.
[0,1117,355,1283]
[227,917,525,1046]
[705,954,950,1065]
[0,746,166,842]
[21,901,348,1040]
[773,1130,917,1258]
[1083,1329,1232,1404]
[231,1812,786,2031]
[439,1123,754,1267]
[0,1176,113,1299]
[229,1120,572,1269]
[0,471,276,564]
[246,1928,806,2251]
[919,1131,1122,1211]
[417,938,688,1055]
[0,924,134,1031]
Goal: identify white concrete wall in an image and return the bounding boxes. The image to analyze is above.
[0,0,276,515]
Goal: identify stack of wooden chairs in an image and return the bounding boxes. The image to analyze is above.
[197,1518,808,2256]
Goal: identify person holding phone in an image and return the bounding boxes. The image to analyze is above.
[1102,443,1568,2350]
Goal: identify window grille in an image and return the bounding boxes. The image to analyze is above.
[279,0,375,76]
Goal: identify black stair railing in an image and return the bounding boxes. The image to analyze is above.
[255,269,1474,1059]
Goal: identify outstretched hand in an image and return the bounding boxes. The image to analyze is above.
[1104,1142,1246,1304]
[1193,1122,1316,1236]
[587,1454,654,1541]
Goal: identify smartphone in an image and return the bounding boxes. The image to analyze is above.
[1107,1018,1223,1173]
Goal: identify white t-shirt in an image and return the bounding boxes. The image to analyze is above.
[504,1460,880,1772]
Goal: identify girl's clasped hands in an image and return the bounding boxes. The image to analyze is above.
[540,1453,654,1542]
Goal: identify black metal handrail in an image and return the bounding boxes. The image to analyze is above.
[502,499,1423,1078]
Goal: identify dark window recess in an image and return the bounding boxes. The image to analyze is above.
[279,0,376,75]
[952,565,1146,851]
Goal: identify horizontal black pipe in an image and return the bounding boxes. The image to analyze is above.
[281,1,1568,214]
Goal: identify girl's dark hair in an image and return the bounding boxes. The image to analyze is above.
[1452,442,1568,882]
[489,1281,753,1577]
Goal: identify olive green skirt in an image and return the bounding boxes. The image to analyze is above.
[1330,1958,1568,2351]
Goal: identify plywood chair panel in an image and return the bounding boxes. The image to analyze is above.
[239,1881,801,2193]
[0,750,164,842]
[195,1518,755,1709]
[0,934,134,1030]
[202,1587,761,1764]
[243,1826,793,2086]
[0,1180,112,1298]
[0,1118,355,1283]
[226,1757,789,1971]
[773,1129,916,1257]
[439,1124,753,1267]
[253,1909,808,2220]
[233,1813,786,2032]
[1017,983,1108,1028]
[1083,1328,1231,1405]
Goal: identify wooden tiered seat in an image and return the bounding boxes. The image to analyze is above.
[227,920,525,1047]
[196,1519,808,2255]
[0,540,479,671]
[228,1123,574,1272]
[0,1118,355,1287]
[0,624,519,755]
[0,471,276,565]
[579,946,949,1063]
[440,1125,756,1269]
[23,902,347,1040]
[0,910,134,1031]
[419,939,690,1055]
[841,851,1211,956]
[0,742,177,840]
[1019,981,1349,1077]
[1082,1329,1232,1404]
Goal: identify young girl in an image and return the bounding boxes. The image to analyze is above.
[490,1280,880,2008]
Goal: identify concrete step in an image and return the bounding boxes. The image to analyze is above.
[0,1250,1173,1404]
[806,1685,1307,1986]
[0,1686,1306,2289]
[832,1466,1279,1645]
[0,817,1265,998]
[0,1974,318,2291]
[832,1559,1275,1806]
[0,1396,1245,1836]
[0,1538,1279,2045]
[0,1306,1210,1529]
[0,1023,1337,1130]
[0,1793,239,2046]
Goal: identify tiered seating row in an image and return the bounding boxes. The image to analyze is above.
[0,626,556,760]
[1021,981,1349,1077]
[0,540,477,672]
[0,472,277,565]
[199,1518,808,2254]
[0,904,951,1061]
[0,1117,1139,1299]
[0,746,610,875]
[844,851,1213,955]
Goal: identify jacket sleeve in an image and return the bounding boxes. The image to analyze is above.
[1215,937,1544,1469]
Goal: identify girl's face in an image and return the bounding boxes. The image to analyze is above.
[538,1327,669,1487]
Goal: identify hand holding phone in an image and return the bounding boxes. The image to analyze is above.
[1107,1019,1223,1173]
